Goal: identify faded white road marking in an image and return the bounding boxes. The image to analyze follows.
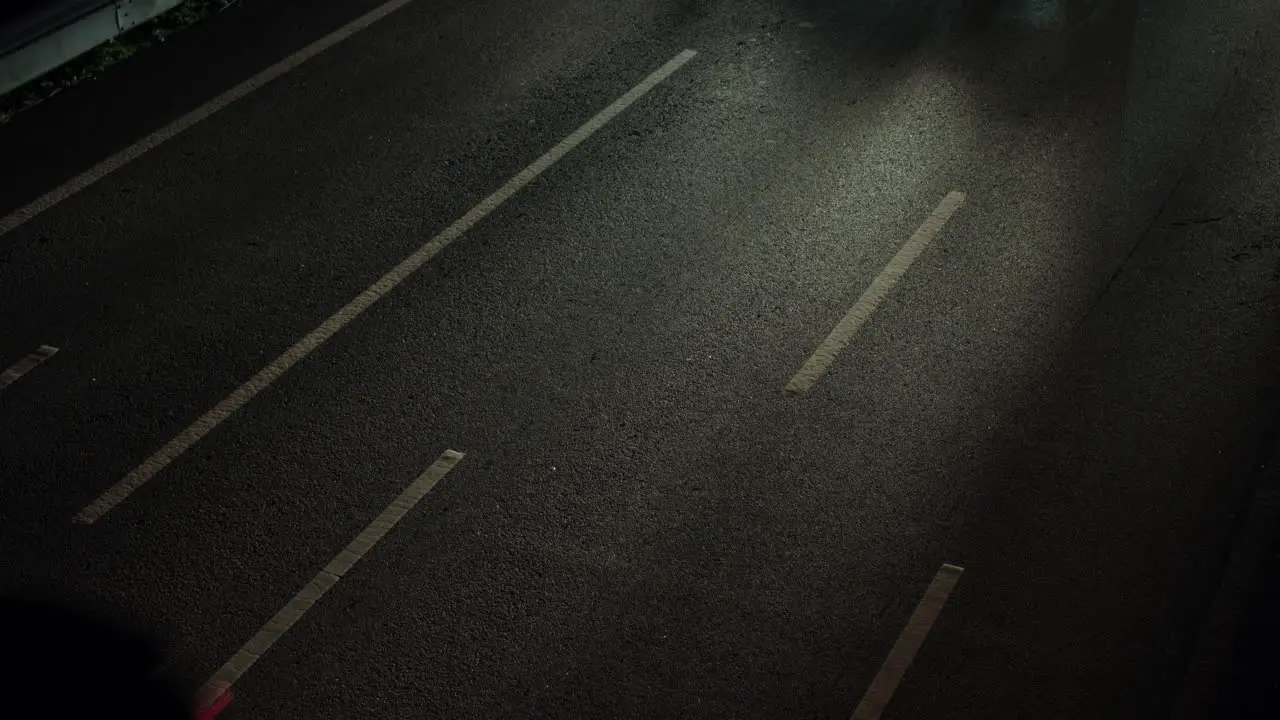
[72,49,697,524]
[0,0,421,239]
[0,345,58,391]
[850,563,965,720]
[785,191,966,395]
[200,449,463,699]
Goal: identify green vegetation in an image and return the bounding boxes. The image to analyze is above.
[0,0,243,124]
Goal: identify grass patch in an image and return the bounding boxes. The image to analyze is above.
[0,0,244,125]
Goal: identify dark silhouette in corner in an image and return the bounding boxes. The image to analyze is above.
[0,595,191,718]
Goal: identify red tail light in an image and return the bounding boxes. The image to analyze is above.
[194,682,233,720]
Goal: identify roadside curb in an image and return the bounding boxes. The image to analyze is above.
[0,1,184,98]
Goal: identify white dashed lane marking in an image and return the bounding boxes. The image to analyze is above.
[849,563,965,720]
[73,49,698,524]
[0,345,59,392]
[200,448,465,701]
[786,191,966,396]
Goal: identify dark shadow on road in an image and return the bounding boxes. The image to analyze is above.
[741,1,1280,716]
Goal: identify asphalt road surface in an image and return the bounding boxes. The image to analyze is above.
[2,1,1280,718]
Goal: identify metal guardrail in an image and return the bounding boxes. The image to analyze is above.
[0,0,184,97]
[0,2,111,56]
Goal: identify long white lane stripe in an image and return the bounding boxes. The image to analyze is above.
[201,448,463,698]
[0,0,421,239]
[0,345,59,391]
[785,191,966,396]
[850,563,965,720]
[72,49,697,524]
